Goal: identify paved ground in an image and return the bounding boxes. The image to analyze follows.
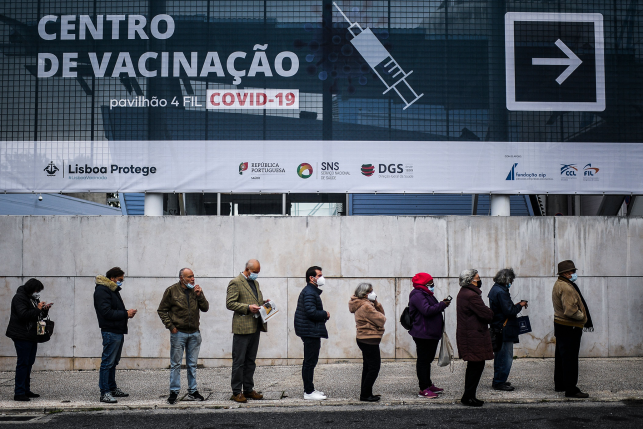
[5,402,643,428]
[0,358,642,413]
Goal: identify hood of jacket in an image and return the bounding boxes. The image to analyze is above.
[95,275,119,292]
[17,285,31,297]
[349,295,371,313]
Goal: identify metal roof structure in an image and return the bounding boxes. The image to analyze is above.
[0,194,121,216]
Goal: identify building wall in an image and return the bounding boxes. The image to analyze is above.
[0,216,641,370]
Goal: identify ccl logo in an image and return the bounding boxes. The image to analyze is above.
[560,164,578,176]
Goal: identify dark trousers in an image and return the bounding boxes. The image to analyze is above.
[554,323,583,395]
[13,340,38,396]
[231,330,261,395]
[302,337,321,394]
[413,337,439,391]
[356,340,381,398]
[462,360,485,400]
[99,331,124,394]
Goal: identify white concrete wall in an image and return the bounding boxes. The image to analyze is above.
[0,216,641,370]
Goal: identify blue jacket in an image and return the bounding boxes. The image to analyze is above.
[487,283,522,343]
[294,283,328,338]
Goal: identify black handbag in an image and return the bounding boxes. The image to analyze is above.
[490,318,508,353]
[400,306,414,331]
[30,301,54,343]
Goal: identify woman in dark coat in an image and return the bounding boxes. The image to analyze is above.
[456,269,494,407]
[5,278,52,401]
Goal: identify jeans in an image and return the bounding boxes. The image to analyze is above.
[170,331,202,394]
[356,340,381,398]
[413,337,439,391]
[493,341,514,386]
[99,331,124,395]
[554,323,583,395]
[231,330,261,395]
[302,337,321,394]
[13,340,38,396]
[462,360,485,400]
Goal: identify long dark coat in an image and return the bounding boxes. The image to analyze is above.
[456,284,495,361]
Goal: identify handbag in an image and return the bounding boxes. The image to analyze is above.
[517,315,532,335]
[490,318,508,353]
[30,301,54,343]
[437,317,454,371]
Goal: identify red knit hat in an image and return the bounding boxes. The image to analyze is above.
[412,272,433,286]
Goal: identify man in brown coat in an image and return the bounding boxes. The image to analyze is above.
[552,260,592,398]
[456,268,494,407]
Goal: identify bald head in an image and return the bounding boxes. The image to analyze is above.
[244,259,261,276]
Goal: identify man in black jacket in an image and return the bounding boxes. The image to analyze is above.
[294,266,330,400]
[93,267,137,403]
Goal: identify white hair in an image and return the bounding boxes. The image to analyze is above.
[459,269,478,287]
[354,283,373,298]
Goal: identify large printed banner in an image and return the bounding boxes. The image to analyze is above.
[1,141,642,194]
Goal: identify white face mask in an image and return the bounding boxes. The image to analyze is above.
[315,276,326,287]
[367,292,377,302]
[32,293,40,300]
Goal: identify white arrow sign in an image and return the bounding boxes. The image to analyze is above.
[532,39,582,85]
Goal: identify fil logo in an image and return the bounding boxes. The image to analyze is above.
[44,161,59,176]
[506,163,518,180]
[561,164,578,176]
[583,164,599,176]
[239,162,248,175]
[297,163,313,179]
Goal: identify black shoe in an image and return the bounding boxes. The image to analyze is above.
[26,392,40,398]
[461,397,483,407]
[14,395,30,402]
[111,388,129,398]
[493,384,515,391]
[473,398,485,406]
[503,382,512,386]
[360,395,381,402]
[185,391,205,401]
[167,392,179,404]
[565,391,589,398]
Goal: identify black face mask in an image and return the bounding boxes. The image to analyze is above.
[476,279,483,288]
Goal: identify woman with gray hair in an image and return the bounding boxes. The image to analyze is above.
[456,269,494,407]
[348,282,386,402]
[488,268,527,391]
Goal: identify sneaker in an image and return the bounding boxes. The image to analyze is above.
[100,392,118,404]
[185,391,205,401]
[313,390,325,396]
[111,388,129,397]
[167,392,179,404]
[26,392,40,398]
[417,389,438,399]
[428,385,444,394]
[304,391,327,400]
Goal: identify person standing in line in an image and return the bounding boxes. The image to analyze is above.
[408,272,451,399]
[6,278,53,401]
[294,266,330,400]
[456,268,494,407]
[488,268,528,391]
[157,268,209,404]
[552,260,592,398]
[226,259,269,403]
[348,282,386,402]
[93,267,137,404]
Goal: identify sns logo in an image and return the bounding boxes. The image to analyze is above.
[583,164,599,176]
[561,164,578,176]
[297,163,313,179]
[239,162,248,175]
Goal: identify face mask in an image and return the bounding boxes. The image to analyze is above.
[116,281,123,287]
[32,293,40,300]
[184,280,195,289]
[367,292,377,302]
[428,285,435,293]
[249,272,259,281]
[315,276,326,287]
[507,283,512,289]
[570,273,578,282]
[477,279,483,288]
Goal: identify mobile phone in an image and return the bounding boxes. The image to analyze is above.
[445,295,453,301]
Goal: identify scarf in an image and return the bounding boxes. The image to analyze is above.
[412,283,433,295]
[563,277,594,332]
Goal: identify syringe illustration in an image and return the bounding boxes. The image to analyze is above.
[333,2,424,110]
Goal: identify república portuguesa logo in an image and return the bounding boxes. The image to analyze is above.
[239,162,248,175]
[297,163,313,179]
[361,164,375,177]
[44,161,59,176]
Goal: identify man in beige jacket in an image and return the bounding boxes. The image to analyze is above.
[552,260,593,399]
